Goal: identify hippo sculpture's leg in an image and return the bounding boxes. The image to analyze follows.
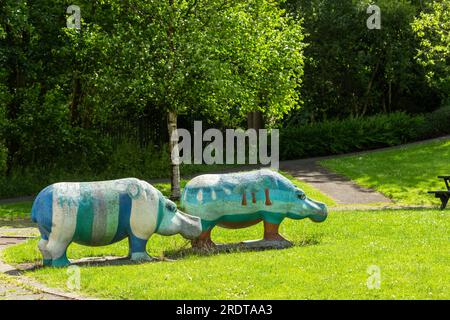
[191,229,215,249]
[40,230,153,267]
[263,221,288,242]
[128,235,153,262]
[42,234,72,267]
[40,232,153,267]
[37,238,52,266]
[191,218,289,250]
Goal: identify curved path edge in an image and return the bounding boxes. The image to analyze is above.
[0,238,95,300]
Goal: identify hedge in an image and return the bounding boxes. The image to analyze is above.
[279,109,450,160]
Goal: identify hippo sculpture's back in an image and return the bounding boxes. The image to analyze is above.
[181,169,328,248]
[32,178,202,267]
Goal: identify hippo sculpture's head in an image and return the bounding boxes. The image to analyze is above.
[156,198,203,240]
[287,187,328,223]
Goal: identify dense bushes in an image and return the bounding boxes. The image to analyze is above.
[1,109,449,198]
[0,143,6,174]
[422,106,450,138]
[280,111,450,160]
[0,138,232,198]
[0,140,168,198]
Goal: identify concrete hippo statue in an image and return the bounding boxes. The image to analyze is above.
[31,178,202,267]
[181,169,328,248]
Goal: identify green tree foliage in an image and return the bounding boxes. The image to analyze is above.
[0,0,102,171]
[59,0,305,197]
[59,0,305,125]
[412,0,450,98]
[283,0,441,124]
[0,0,448,199]
[0,0,305,197]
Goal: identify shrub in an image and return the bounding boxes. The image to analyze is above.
[103,139,170,179]
[280,112,426,160]
[0,143,6,175]
[422,106,450,138]
[1,109,448,198]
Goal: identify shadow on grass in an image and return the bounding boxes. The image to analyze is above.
[10,235,322,272]
[164,234,321,260]
[10,256,170,273]
[0,219,34,229]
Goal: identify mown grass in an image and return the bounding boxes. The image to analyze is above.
[2,209,448,299]
[0,202,33,220]
[320,139,450,206]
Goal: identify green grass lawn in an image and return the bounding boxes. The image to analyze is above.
[2,209,448,299]
[320,139,450,206]
[0,202,33,220]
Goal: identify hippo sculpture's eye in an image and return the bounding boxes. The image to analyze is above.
[298,193,306,200]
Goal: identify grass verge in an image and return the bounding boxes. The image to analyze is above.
[320,139,450,206]
[2,209,448,299]
[0,202,33,220]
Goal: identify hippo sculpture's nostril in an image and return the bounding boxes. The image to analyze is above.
[310,202,328,222]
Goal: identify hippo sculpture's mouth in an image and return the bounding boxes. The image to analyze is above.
[176,210,203,239]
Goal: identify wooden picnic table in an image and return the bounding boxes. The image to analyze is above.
[438,176,450,190]
[428,176,450,210]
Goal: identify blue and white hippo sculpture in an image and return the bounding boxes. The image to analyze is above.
[31,178,202,267]
[181,169,328,248]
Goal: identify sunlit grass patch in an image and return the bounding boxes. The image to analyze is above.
[3,209,448,300]
[0,202,33,220]
[321,139,450,206]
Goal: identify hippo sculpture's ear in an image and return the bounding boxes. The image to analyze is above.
[297,192,306,200]
[126,181,147,200]
[165,200,177,212]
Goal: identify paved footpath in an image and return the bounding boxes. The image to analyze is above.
[280,157,391,205]
[0,237,71,300]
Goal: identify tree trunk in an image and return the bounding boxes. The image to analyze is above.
[167,111,181,200]
[362,57,381,116]
[165,0,180,200]
[5,27,27,175]
[70,72,82,125]
[247,111,263,130]
[388,80,392,112]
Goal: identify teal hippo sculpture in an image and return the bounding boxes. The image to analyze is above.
[31,178,202,267]
[181,169,328,248]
